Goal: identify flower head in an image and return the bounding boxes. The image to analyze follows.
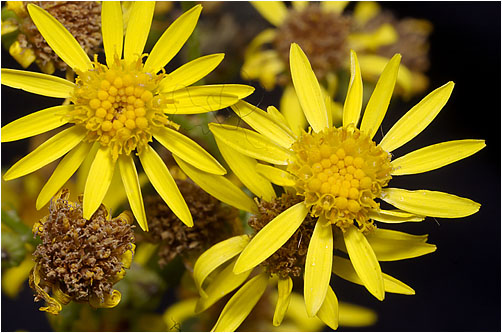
[29,188,135,314]
[2,2,254,230]
[209,43,484,322]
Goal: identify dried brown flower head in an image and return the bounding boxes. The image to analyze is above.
[30,189,135,315]
[143,179,242,267]
[249,193,317,279]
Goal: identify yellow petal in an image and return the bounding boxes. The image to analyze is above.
[359,54,401,139]
[123,1,155,63]
[230,101,295,148]
[338,301,377,327]
[347,24,398,51]
[195,258,252,313]
[343,225,384,300]
[215,137,276,202]
[9,40,36,68]
[255,164,296,187]
[391,139,486,175]
[280,84,307,136]
[381,188,481,218]
[321,1,349,14]
[266,105,291,132]
[1,105,70,142]
[26,4,91,71]
[193,235,250,297]
[163,85,254,114]
[211,273,269,332]
[343,50,363,127]
[251,1,288,26]
[379,82,455,152]
[316,286,339,330]
[36,141,92,209]
[209,123,294,165]
[244,28,276,60]
[291,1,308,10]
[1,68,75,98]
[273,277,293,326]
[163,298,197,332]
[83,146,116,219]
[233,202,308,274]
[284,293,326,332]
[241,49,284,91]
[4,126,86,181]
[159,53,224,93]
[2,254,34,298]
[366,236,436,261]
[144,4,201,73]
[369,209,425,223]
[332,256,414,295]
[174,155,257,213]
[304,217,333,317]
[118,155,147,231]
[290,43,329,132]
[153,127,226,175]
[352,1,381,25]
[139,145,192,226]
[102,1,123,66]
[368,228,428,243]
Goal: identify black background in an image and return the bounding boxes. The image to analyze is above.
[2,1,500,331]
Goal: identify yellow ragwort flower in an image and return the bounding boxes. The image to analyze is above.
[207,43,484,323]
[1,2,254,231]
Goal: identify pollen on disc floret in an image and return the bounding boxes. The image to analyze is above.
[288,126,392,231]
[69,56,178,159]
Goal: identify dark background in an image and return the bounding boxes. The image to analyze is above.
[2,1,500,331]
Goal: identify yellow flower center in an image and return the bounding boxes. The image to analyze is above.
[288,126,392,231]
[69,56,178,159]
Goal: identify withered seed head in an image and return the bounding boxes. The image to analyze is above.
[143,179,242,267]
[273,5,352,81]
[30,189,134,314]
[249,193,317,279]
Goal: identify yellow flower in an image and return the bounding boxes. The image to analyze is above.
[1,2,254,231]
[208,43,484,320]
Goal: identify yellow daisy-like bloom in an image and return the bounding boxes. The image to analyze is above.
[209,43,484,319]
[1,2,254,231]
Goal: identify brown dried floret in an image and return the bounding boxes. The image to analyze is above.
[143,179,242,267]
[30,189,134,314]
[249,193,317,279]
[273,5,352,81]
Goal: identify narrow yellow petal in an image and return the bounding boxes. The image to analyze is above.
[159,53,224,93]
[163,298,197,332]
[348,24,398,51]
[368,209,425,223]
[343,50,363,127]
[118,155,147,231]
[255,164,296,187]
[1,105,71,142]
[280,84,307,136]
[343,225,384,300]
[352,1,381,25]
[83,146,116,219]
[266,105,292,133]
[123,1,155,63]
[231,101,295,148]
[316,286,339,330]
[209,123,294,165]
[241,49,284,91]
[304,217,333,317]
[27,4,91,71]
[284,293,326,332]
[4,126,86,181]
[163,85,254,114]
[193,235,250,297]
[195,258,252,313]
[273,277,293,326]
[102,1,123,66]
[368,228,428,242]
[359,54,401,139]
[1,68,75,98]
[244,29,276,60]
[251,1,288,26]
[338,301,377,327]
[291,1,308,11]
[215,137,276,202]
[321,1,349,14]
[211,273,269,332]
[139,145,192,226]
[379,82,455,152]
[36,142,92,210]
[332,256,415,295]
[290,43,329,132]
[144,4,201,73]
[153,127,226,175]
[174,155,257,213]
[233,202,308,274]
[381,188,481,218]
[366,236,436,261]
[391,140,486,175]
